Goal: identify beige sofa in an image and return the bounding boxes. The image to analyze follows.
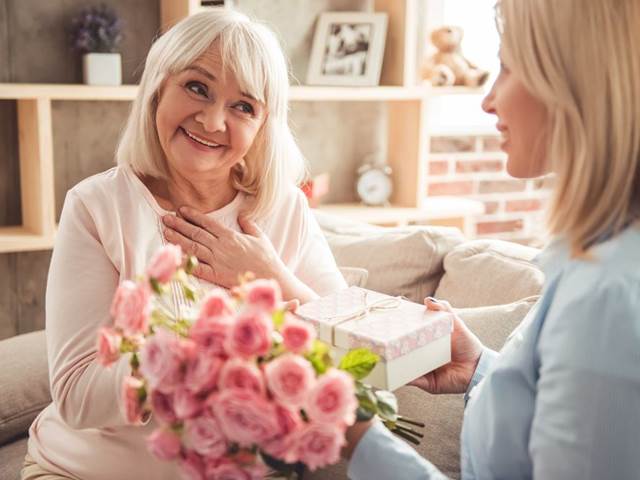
[0,214,544,480]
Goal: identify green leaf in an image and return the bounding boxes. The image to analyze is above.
[182,283,196,302]
[338,348,379,380]
[272,310,285,329]
[375,390,398,422]
[150,277,163,295]
[185,255,198,275]
[306,340,332,375]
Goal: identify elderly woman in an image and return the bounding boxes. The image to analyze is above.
[22,10,345,480]
[346,0,640,478]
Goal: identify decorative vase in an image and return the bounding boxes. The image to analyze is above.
[82,53,122,86]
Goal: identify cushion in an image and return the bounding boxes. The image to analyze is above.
[0,330,50,446]
[339,266,369,288]
[0,436,28,480]
[315,210,465,303]
[435,239,544,308]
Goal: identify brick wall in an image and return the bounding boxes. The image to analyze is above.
[427,135,553,246]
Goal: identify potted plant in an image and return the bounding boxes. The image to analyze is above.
[70,4,124,86]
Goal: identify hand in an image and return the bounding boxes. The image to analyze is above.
[343,419,376,460]
[162,207,284,289]
[409,297,484,395]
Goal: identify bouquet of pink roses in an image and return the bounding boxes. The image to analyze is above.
[96,244,421,479]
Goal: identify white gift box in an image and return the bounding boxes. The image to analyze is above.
[295,286,453,391]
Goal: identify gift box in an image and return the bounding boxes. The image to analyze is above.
[295,286,453,391]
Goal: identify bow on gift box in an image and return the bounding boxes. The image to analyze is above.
[326,290,402,324]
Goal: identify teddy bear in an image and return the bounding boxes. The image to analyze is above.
[422,26,489,87]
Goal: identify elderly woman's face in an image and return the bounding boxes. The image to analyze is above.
[155,47,266,180]
[481,52,549,178]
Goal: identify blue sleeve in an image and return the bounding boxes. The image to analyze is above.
[530,277,640,479]
[464,347,499,405]
[348,422,449,480]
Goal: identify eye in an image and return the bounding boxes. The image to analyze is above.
[185,81,208,98]
[233,101,255,115]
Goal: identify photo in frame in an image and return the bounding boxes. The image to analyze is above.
[306,12,388,87]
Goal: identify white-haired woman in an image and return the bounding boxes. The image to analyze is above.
[346,0,640,478]
[22,10,345,480]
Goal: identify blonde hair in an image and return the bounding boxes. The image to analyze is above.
[116,10,306,219]
[497,0,640,253]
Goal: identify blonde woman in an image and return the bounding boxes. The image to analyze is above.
[347,0,640,478]
[22,10,345,480]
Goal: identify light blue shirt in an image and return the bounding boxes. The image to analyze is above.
[349,225,640,479]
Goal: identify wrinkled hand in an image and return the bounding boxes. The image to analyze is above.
[409,297,484,395]
[162,207,284,289]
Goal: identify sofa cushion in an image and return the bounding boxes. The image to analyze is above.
[0,436,28,480]
[0,330,50,446]
[339,266,369,288]
[315,211,465,303]
[435,239,544,308]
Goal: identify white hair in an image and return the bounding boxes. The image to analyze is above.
[116,9,307,219]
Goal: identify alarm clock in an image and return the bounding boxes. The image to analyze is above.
[356,163,393,206]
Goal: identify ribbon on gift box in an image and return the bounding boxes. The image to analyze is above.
[320,290,402,345]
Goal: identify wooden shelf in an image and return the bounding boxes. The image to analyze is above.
[0,0,486,253]
[0,83,138,101]
[0,84,442,102]
[0,227,54,253]
[318,197,484,232]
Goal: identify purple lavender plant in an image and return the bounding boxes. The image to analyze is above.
[70,4,123,54]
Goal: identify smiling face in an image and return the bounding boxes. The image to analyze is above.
[481,55,549,178]
[155,45,266,183]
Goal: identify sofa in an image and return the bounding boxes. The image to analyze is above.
[0,213,544,480]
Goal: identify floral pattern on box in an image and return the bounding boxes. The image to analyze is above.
[296,286,453,361]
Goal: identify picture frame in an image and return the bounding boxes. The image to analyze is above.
[306,11,388,87]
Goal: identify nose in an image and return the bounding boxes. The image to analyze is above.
[195,101,227,133]
[481,81,497,115]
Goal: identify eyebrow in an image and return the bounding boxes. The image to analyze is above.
[184,65,258,102]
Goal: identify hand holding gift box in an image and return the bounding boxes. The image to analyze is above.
[295,287,454,391]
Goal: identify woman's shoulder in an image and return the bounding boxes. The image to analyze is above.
[540,227,640,360]
[68,166,129,202]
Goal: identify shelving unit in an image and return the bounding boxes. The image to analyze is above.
[0,0,484,253]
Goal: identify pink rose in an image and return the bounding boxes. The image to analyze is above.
[122,375,146,425]
[198,289,234,320]
[139,329,188,393]
[147,428,182,461]
[150,390,177,425]
[96,326,122,366]
[173,388,204,419]
[305,369,357,426]
[210,390,279,447]
[205,461,265,480]
[111,280,151,335]
[147,243,182,283]
[226,308,273,359]
[189,315,233,357]
[218,358,266,396]
[179,450,205,480]
[264,354,315,407]
[281,316,316,354]
[289,423,345,471]
[184,350,224,395]
[244,279,282,311]
[183,413,227,459]
[261,404,303,460]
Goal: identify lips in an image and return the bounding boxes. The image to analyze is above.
[180,127,223,149]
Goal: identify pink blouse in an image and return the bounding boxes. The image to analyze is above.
[27,166,346,479]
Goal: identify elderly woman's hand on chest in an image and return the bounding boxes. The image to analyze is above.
[162,206,285,289]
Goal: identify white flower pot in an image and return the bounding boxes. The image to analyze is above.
[82,53,122,86]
